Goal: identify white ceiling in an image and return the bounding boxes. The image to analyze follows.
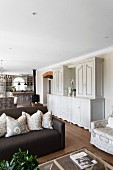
[0,0,113,75]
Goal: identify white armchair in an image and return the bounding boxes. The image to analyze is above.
[90,116,113,155]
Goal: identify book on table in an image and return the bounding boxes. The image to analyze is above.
[70,151,97,169]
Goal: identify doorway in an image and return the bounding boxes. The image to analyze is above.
[43,71,53,105]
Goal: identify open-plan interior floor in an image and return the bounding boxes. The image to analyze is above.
[38,119,113,165]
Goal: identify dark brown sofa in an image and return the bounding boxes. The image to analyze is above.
[0,106,65,160]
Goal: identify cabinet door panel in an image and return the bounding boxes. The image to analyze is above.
[80,100,90,128]
[53,68,63,95]
[76,64,84,96]
[76,60,94,98]
[58,70,63,94]
[71,99,80,124]
[47,95,52,113]
[85,61,94,97]
[53,70,58,94]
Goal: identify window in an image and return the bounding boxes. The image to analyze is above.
[13,77,26,91]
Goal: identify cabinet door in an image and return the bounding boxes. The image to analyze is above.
[84,60,94,98]
[57,68,63,95]
[47,94,53,113]
[52,95,58,116]
[80,100,90,129]
[76,63,84,97]
[53,70,58,94]
[71,99,80,124]
[76,60,94,98]
[53,68,63,95]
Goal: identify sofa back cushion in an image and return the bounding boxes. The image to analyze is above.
[0,113,7,137]
[5,115,29,137]
[23,110,43,131]
[42,112,53,129]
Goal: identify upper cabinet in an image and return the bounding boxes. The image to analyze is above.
[53,66,67,95]
[76,57,104,99]
[53,66,75,96]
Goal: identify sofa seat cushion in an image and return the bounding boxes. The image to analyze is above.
[0,129,61,160]
[94,127,113,141]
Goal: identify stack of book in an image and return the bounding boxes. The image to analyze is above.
[70,151,97,169]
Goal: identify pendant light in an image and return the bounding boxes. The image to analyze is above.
[18,81,21,85]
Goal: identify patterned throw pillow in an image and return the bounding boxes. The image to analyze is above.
[42,112,53,129]
[22,110,43,131]
[5,115,29,137]
[0,113,7,137]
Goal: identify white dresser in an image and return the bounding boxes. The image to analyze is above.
[48,57,104,130]
[47,94,105,129]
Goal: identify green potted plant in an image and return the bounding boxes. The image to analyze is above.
[0,149,39,170]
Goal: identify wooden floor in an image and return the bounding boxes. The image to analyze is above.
[38,120,113,165]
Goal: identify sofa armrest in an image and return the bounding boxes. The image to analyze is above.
[91,119,108,129]
[52,117,65,149]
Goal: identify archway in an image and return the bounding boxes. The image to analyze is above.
[43,71,53,78]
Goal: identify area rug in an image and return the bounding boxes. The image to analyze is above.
[39,148,113,170]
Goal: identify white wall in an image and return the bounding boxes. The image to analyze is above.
[98,52,113,117]
[43,78,48,105]
[37,51,113,118]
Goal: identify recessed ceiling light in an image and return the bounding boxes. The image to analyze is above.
[105,36,109,39]
[32,12,37,15]
[9,48,12,49]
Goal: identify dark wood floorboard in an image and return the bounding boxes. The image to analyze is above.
[38,120,113,165]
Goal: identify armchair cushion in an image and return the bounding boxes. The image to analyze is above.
[93,127,113,141]
[91,119,108,129]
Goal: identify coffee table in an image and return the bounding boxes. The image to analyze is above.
[39,148,113,170]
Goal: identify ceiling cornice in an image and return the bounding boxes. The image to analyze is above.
[38,46,113,71]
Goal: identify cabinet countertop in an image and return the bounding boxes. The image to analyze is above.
[47,94,76,98]
[12,92,34,95]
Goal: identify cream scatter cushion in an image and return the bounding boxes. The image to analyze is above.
[106,117,113,129]
[42,112,53,129]
[0,113,7,137]
[22,110,43,131]
[5,115,29,137]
